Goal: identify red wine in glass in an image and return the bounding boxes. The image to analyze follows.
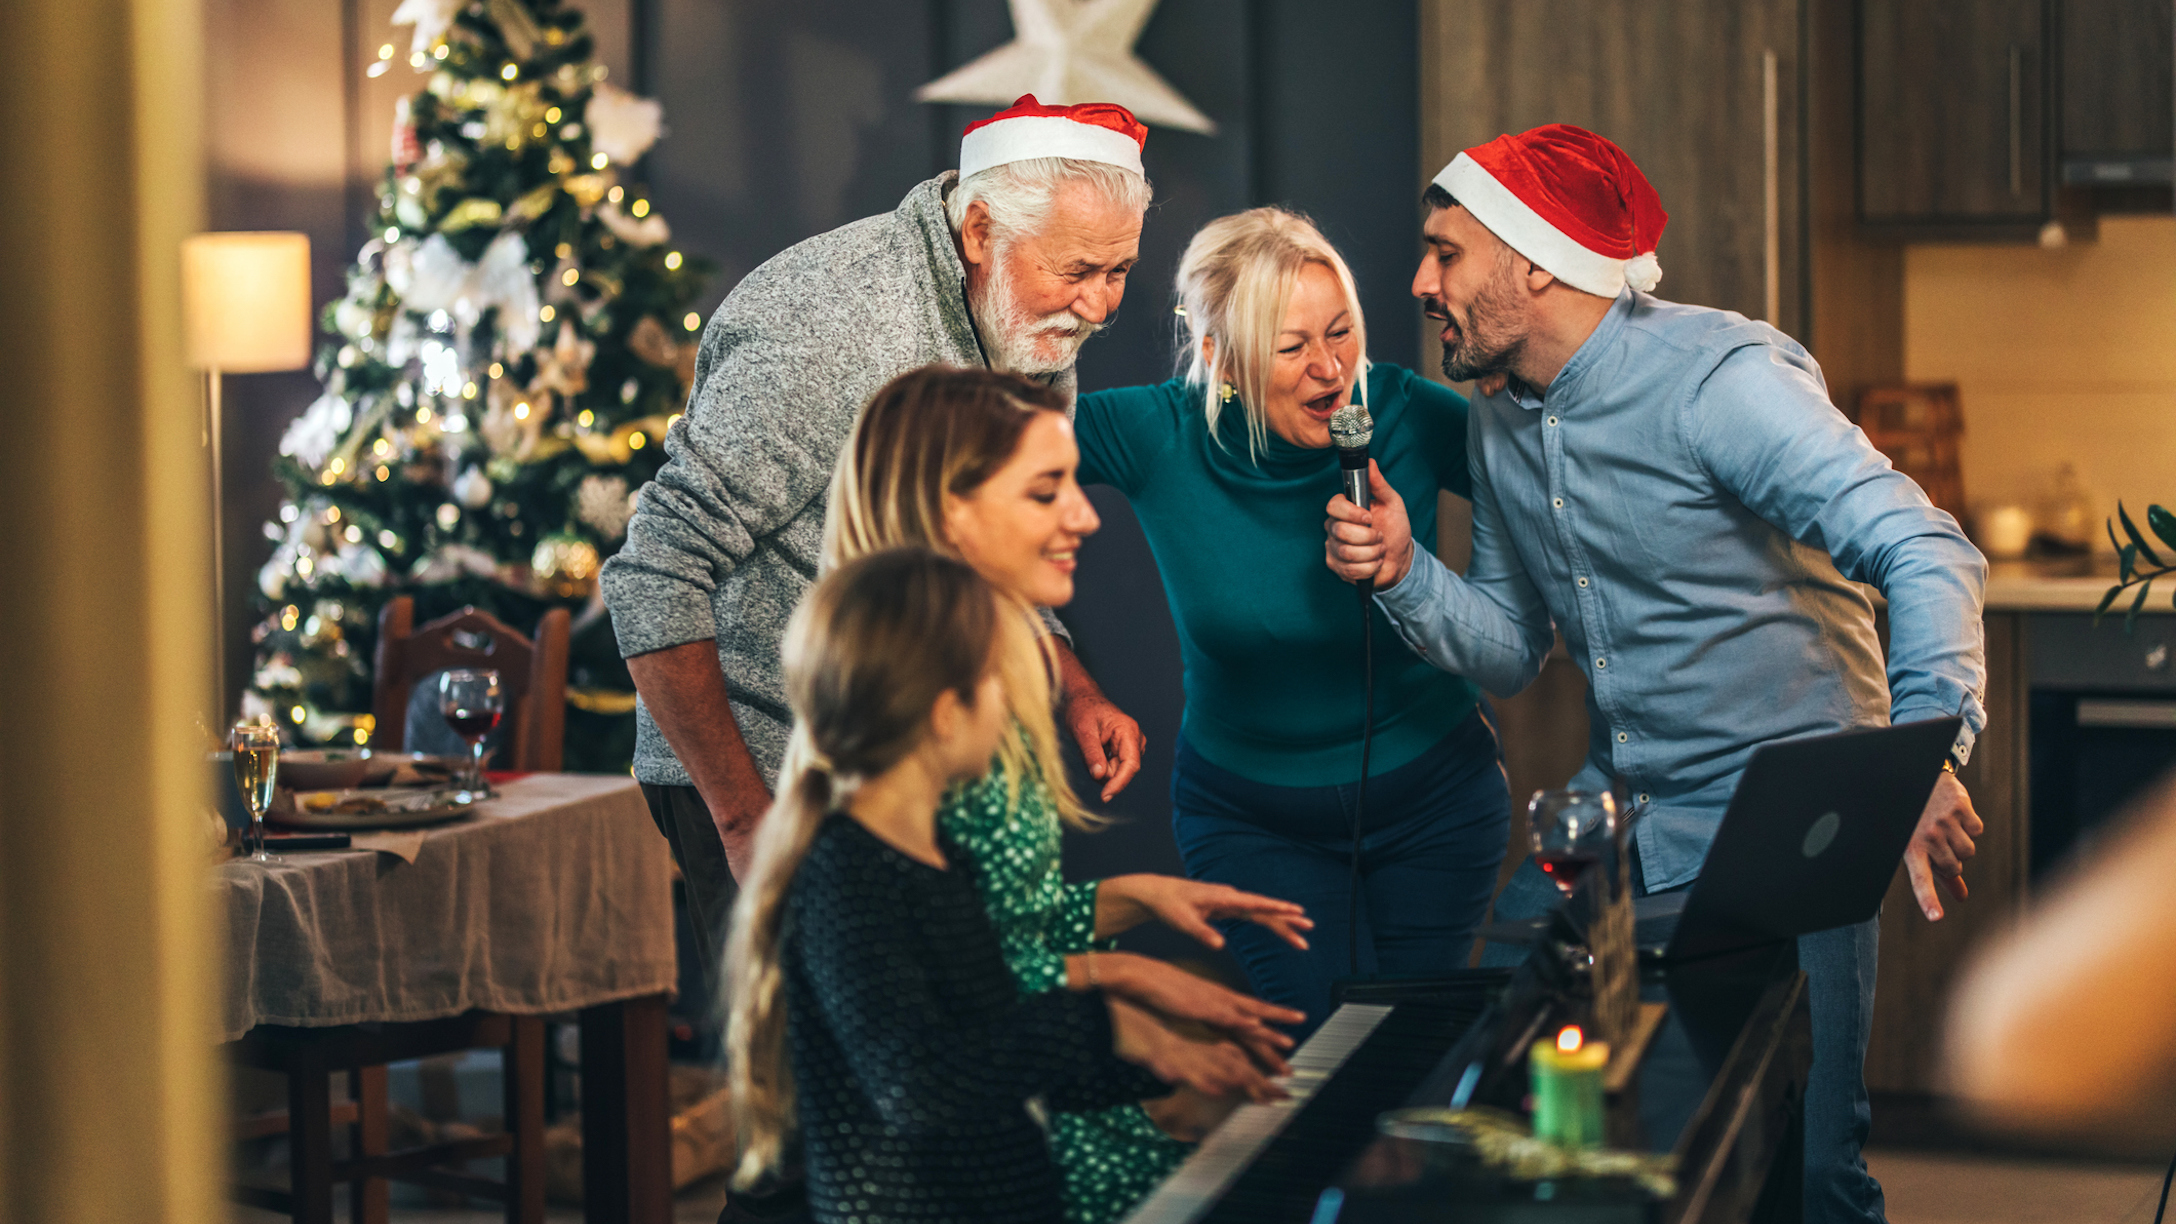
[445,709,502,741]
[438,668,504,794]
[1535,849,1600,897]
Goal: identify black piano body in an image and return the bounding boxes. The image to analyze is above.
[1122,933,1812,1224]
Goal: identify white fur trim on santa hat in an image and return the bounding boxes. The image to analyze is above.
[960,115,1145,182]
[1433,153,1659,298]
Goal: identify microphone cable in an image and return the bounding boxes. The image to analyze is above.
[1328,401,1380,985]
[1349,576,1375,977]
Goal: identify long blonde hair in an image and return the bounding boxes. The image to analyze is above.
[822,364,1092,830]
[725,547,1003,1187]
[1175,207,1371,459]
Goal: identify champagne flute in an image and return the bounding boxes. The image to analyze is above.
[1528,789,1618,899]
[439,668,503,796]
[231,722,282,864]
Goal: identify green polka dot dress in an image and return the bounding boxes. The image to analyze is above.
[937,742,1192,1224]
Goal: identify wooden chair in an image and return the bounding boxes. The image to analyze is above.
[231,1013,547,1224]
[372,598,570,770]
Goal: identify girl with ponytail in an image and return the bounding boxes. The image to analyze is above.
[823,366,1316,1224]
[727,548,1277,1224]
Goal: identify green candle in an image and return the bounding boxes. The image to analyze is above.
[1530,1024,1609,1148]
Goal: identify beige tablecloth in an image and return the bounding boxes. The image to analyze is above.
[217,773,675,1043]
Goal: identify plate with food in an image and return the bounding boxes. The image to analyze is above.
[278,748,396,791]
[272,785,480,830]
[370,753,468,788]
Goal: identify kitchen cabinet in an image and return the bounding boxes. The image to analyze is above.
[2059,0,2175,189]
[1422,0,1806,340]
[1863,611,2032,1097]
[1422,0,1903,409]
[1858,0,2054,234]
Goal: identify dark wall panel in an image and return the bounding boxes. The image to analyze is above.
[633,0,1420,971]
[212,0,1421,976]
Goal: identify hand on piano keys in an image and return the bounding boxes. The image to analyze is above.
[1111,998,1289,1105]
[1079,951,1302,1075]
[1142,1086,1246,1143]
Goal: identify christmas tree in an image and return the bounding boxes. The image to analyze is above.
[244,0,712,771]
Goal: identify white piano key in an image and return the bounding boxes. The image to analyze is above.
[1120,1003,1394,1224]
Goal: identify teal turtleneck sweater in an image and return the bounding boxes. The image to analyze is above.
[1075,364,1482,788]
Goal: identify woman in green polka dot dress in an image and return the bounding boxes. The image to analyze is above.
[824,367,1316,1223]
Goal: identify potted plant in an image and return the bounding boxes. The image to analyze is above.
[2099,503,2176,630]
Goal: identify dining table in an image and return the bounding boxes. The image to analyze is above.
[216,771,679,1224]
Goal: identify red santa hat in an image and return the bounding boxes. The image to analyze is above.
[1431,124,1669,297]
[959,95,1148,182]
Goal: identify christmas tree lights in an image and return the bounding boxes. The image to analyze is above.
[245,0,711,769]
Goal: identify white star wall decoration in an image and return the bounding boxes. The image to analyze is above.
[916,0,1217,134]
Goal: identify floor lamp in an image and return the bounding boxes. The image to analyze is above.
[182,232,312,723]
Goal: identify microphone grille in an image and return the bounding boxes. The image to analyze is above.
[1328,404,1373,449]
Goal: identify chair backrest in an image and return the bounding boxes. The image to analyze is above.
[371,598,570,771]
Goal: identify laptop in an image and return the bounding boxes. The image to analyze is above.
[1635,716,1964,962]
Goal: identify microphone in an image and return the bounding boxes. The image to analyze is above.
[1329,404,1374,512]
[1329,404,1376,600]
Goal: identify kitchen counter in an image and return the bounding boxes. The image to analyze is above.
[1982,557,2169,614]
[1860,557,2153,613]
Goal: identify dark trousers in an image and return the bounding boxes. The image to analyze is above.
[1487,851,1887,1224]
[1169,706,1512,1040]
[639,783,808,1224]
[640,783,741,997]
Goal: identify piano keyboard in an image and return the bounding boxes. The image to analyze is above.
[1120,1003,1393,1224]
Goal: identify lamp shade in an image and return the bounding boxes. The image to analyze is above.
[181,231,312,372]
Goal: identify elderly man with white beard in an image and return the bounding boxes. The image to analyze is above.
[601,97,1153,1002]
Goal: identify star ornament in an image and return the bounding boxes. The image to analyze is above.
[916,0,1215,135]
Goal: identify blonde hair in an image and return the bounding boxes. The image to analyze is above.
[822,365,1093,831]
[1174,207,1371,460]
[725,547,1003,1187]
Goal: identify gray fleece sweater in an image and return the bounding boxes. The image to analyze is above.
[602,174,1074,787]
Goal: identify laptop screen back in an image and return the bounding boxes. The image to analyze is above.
[1667,717,1962,961]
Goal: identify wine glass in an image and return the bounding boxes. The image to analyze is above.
[231,721,282,864]
[1528,789,1619,899]
[439,669,504,796]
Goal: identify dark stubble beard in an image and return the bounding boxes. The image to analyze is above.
[1436,253,1527,384]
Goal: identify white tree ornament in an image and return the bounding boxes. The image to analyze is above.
[390,0,467,57]
[916,0,1215,135]
[586,83,665,165]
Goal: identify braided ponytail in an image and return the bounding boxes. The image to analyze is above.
[724,548,1000,1187]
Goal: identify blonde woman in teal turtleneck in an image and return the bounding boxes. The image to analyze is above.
[1074,208,1511,1040]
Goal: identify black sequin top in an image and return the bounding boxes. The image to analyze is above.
[782,814,1164,1224]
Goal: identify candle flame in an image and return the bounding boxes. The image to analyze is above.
[1557,1025,1584,1054]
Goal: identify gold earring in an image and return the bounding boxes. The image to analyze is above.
[1219,381,1238,404]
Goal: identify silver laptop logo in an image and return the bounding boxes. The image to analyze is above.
[1802,811,1842,858]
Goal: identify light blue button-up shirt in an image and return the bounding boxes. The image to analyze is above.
[1377,290,1987,890]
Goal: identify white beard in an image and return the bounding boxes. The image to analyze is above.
[970,249,1102,377]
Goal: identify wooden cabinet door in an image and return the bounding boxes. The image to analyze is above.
[2059,0,2174,177]
[1864,612,2031,1096]
[1421,0,1806,342]
[1859,0,2052,226]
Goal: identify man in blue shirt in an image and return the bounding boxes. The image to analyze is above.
[1325,125,1986,1224]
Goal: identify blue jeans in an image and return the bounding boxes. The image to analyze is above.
[1170,706,1511,1040]
[1488,855,1887,1224]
